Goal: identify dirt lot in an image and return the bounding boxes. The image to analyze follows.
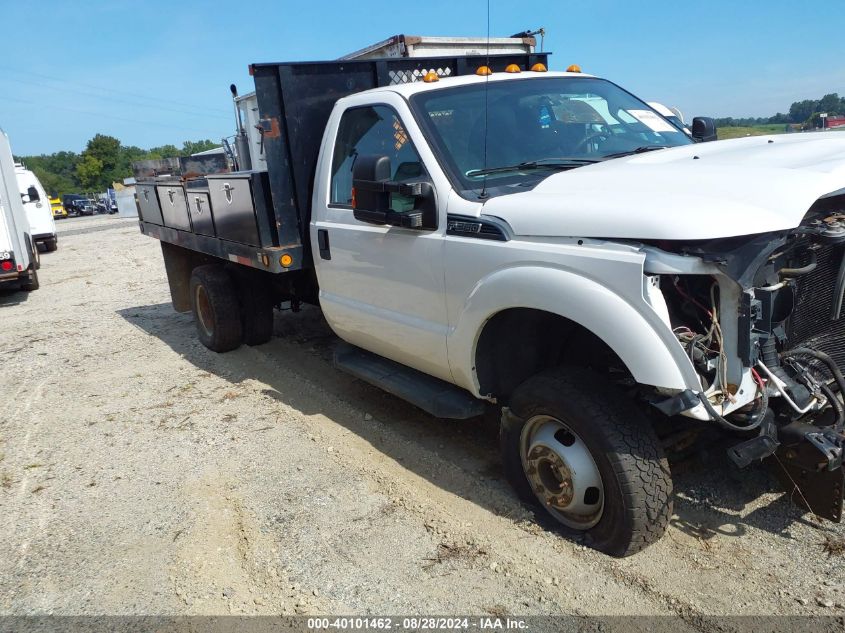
[1,214,844,622]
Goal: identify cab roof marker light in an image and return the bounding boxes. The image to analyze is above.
[422,71,439,83]
[530,63,547,72]
[476,66,493,76]
[504,64,521,73]
[566,64,582,73]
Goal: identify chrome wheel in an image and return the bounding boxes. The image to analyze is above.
[520,414,604,530]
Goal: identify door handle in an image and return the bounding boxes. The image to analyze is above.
[222,183,234,204]
[317,229,331,260]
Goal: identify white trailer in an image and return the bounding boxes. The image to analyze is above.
[0,128,39,292]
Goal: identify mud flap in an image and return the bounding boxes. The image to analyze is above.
[767,442,844,522]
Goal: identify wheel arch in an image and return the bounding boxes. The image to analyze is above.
[448,265,699,399]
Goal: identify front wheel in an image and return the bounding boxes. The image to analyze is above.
[501,367,673,557]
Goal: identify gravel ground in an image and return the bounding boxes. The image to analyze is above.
[0,214,844,623]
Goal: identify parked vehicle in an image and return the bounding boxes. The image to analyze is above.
[0,129,39,292]
[136,42,845,557]
[648,101,691,136]
[50,196,67,219]
[62,194,85,216]
[77,199,95,216]
[15,165,57,252]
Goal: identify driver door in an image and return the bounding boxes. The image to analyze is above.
[311,102,451,382]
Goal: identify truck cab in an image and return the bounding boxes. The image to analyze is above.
[0,129,40,292]
[50,196,67,219]
[15,165,58,252]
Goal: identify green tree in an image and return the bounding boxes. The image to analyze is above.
[181,139,220,155]
[76,154,104,190]
[31,166,76,197]
[147,144,180,159]
[82,134,122,187]
[818,93,841,115]
[789,99,818,124]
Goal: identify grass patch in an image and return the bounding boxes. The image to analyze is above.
[717,124,790,140]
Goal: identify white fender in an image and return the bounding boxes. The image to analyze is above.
[447,265,701,397]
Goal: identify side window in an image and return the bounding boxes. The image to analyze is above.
[330,105,427,210]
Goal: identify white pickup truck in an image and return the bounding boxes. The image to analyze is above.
[137,50,845,557]
[0,128,40,292]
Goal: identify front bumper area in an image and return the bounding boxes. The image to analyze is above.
[768,425,845,522]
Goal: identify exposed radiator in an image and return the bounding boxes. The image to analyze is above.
[786,242,845,371]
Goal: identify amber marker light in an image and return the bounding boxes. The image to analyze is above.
[530,63,547,72]
[504,64,521,73]
[280,254,293,268]
[566,64,582,73]
[476,66,493,76]
[422,71,439,83]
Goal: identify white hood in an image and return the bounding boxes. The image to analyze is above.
[481,132,845,240]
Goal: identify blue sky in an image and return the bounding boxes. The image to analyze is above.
[2,0,843,155]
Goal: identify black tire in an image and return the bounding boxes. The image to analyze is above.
[239,280,274,346]
[29,238,40,270]
[20,266,39,292]
[44,238,58,253]
[189,265,243,352]
[501,367,672,557]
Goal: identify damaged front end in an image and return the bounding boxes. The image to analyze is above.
[645,192,845,522]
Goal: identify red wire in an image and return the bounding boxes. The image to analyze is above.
[672,277,714,318]
[750,367,766,390]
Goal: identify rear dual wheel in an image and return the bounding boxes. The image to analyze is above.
[190,266,243,352]
[189,265,274,353]
[501,367,673,557]
[20,266,39,292]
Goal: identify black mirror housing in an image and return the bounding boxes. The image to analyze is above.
[691,117,717,142]
[352,154,392,215]
[352,154,436,230]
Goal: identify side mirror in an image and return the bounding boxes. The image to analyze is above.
[351,154,435,230]
[352,154,392,217]
[691,117,717,142]
[27,186,40,202]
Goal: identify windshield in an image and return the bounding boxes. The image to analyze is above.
[410,76,692,197]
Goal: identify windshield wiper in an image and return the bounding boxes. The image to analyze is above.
[466,157,599,178]
[602,146,668,159]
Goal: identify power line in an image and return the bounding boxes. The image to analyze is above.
[0,65,233,115]
[1,95,223,137]
[2,76,232,121]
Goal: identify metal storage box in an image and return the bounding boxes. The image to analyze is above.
[156,182,191,231]
[206,172,275,247]
[136,183,164,225]
[185,179,215,237]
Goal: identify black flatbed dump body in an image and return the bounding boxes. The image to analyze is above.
[137,51,550,274]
